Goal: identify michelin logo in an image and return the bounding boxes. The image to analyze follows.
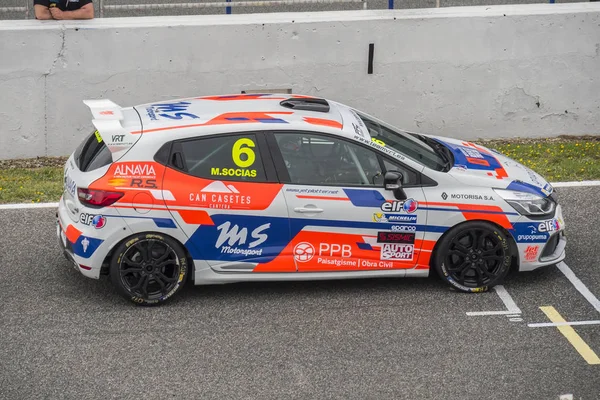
[372,213,417,224]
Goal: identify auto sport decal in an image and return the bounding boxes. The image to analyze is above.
[380,244,414,261]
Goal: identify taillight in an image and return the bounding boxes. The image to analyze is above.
[77,188,124,208]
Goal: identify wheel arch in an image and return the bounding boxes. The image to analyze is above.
[428,219,519,275]
[100,231,196,282]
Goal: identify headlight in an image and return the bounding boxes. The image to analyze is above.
[493,189,556,218]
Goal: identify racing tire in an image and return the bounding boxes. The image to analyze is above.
[433,221,512,293]
[109,233,189,306]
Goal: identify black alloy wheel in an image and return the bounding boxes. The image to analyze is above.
[110,233,189,306]
[434,221,512,293]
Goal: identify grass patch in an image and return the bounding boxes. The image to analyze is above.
[0,136,598,204]
[474,135,600,182]
[0,166,65,204]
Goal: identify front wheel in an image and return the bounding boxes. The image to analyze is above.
[433,221,512,293]
[109,233,189,306]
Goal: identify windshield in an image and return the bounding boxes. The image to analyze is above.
[354,111,451,171]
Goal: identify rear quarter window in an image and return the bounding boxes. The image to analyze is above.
[75,130,113,172]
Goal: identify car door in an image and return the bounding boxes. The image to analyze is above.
[160,131,294,273]
[267,131,429,273]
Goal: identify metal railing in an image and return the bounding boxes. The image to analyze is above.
[0,3,29,18]
[1,0,368,19]
[98,0,368,17]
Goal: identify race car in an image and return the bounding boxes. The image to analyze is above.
[56,93,566,305]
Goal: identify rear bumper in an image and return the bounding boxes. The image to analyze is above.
[56,215,102,279]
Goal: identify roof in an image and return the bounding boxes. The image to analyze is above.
[131,93,348,135]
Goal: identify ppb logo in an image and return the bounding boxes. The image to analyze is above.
[293,242,315,262]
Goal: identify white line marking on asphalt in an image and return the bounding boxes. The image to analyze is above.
[557,261,600,314]
[466,285,522,316]
[551,180,600,187]
[494,285,522,314]
[528,320,600,328]
[509,318,523,322]
[466,310,516,316]
[0,202,59,210]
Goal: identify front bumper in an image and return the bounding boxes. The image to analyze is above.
[513,204,567,272]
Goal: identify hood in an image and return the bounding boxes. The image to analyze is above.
[429,135,554,198]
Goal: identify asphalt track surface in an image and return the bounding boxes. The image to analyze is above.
[1,186,599,399]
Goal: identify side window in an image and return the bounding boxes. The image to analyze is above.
[382,158,419,186]
[274,133,383,186]
[177,134,267,181]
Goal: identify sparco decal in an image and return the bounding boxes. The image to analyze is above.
[391,224,417,232]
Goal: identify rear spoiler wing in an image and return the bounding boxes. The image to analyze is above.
[83,99,141,160]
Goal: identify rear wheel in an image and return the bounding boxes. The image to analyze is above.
[433,221,512,293]
[109,233,189,306]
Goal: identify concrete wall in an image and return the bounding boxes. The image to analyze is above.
[0,3,599,160]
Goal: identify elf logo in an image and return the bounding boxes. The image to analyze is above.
[380,198,418,213]
[538,219,560,233]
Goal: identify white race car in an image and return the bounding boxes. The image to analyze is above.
[56,94,566,305]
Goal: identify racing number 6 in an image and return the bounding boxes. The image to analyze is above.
[232,138,256,168]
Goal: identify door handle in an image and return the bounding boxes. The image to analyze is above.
[294,207,324,213]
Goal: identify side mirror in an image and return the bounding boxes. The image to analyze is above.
[384,171,403,190]
[384,171,407,200]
